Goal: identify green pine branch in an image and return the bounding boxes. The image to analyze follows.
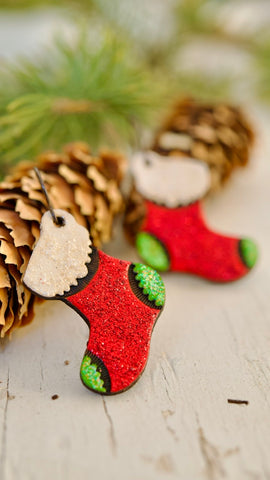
[0,31,165,170]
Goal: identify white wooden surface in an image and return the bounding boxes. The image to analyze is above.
[1,7,270,480]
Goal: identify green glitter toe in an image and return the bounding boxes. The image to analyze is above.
[80,355,106,393]
[136,232,170,272]
[239,238,258,269]
[133,263,165,307]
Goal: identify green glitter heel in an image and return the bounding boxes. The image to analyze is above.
[136,232,170,272]
[239,238,258,269]
[133,263,165,307]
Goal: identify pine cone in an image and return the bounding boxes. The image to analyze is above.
[152,97,254,190]
[0,142,126,338]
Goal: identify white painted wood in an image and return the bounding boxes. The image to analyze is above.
[1,5,270,480]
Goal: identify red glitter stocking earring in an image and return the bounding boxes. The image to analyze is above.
[23,169,165,395]
[126,151,258,283]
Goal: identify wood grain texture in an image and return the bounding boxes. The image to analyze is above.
[0,104,269,480]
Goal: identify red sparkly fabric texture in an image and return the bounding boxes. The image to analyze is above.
[141,200,249,282]
[67,251,160,393]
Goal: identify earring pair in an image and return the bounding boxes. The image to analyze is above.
[18,99,260,395]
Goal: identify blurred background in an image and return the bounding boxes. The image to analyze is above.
[0,0,270,174]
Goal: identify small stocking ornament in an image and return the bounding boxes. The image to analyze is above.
[24,207,165,395]
[126,151,258,283]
